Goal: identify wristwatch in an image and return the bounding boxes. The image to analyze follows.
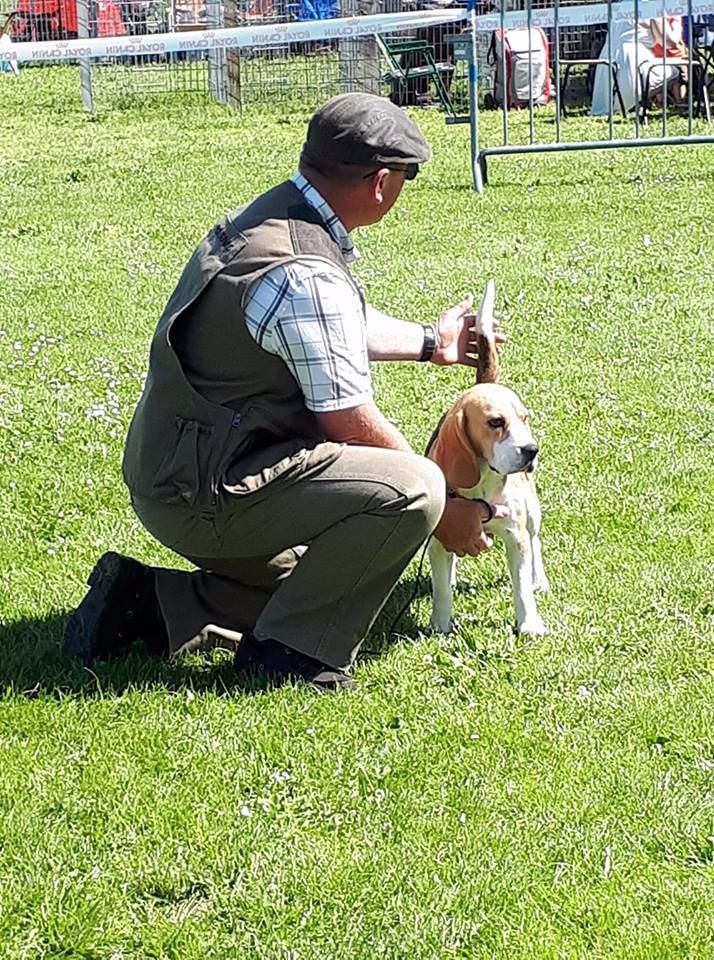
[419,323,437,362]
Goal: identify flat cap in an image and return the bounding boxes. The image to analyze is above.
[300,93,431,178]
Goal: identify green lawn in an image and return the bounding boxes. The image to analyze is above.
[1,67,713,959]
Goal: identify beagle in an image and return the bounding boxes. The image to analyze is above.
[427,283,549,636]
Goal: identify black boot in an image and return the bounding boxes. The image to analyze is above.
[63,552,168,663]
[235,634,354,693]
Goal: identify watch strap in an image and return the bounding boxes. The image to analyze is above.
[419,323,437,362]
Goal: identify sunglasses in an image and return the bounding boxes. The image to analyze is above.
[362,163,418,181]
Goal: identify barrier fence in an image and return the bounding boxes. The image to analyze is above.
[3,0,713,187]
[2,4,471,110]
[7,7,469,62]
[457,0,714,190]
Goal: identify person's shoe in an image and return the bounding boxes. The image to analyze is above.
[63,552,167,664]
[234,634,354,693]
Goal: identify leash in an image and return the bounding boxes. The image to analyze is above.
[385,425,442,637]
[386,494,494,636]
[387,535,432,636]
[386,405,496,637]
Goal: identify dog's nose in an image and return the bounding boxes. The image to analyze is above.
[520,444,539,463]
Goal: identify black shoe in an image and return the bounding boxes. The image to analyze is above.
[234,634,354,693]
[63,552,167,664]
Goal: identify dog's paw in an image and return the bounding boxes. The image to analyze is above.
[429,616,453,634]
[517,616,548,637]
[533,574,550,594]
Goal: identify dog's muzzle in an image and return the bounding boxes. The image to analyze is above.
[520,444,539,472]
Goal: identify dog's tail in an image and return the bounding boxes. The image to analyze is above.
[472,279,499,384]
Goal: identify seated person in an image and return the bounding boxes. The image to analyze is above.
[591,14,688,115]
[647,16,687,103]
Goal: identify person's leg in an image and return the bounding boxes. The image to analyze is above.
[155,548,303,654]
[62,546,299,663]
[672,65,688,103]
[215,446,446,670]
[144,445,445,669]
[65,445,445,675]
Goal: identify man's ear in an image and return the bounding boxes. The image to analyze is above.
[428,409,480,490]
[373,168,389,204]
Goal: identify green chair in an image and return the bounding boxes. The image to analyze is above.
[376,34,455,114]
[1,9,17,35]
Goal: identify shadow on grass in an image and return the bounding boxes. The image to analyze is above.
[0,610,251,699]
[441,163,714,194]
[0,576,427,699]
[365,574,428,657]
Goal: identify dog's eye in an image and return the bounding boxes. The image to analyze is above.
[488,417,505,430]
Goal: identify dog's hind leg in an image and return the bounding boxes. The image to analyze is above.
[428,537,456,633]
[525,493,549,594]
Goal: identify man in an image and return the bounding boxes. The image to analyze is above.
[63,93,504,692]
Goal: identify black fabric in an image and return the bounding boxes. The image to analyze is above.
[235,634,354,692]
[62,552,167,663]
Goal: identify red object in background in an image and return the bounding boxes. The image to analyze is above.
[95,0,126,35]
[16,0,78,39]
[15,0,128,39]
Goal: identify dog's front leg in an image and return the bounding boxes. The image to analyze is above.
[502,528,547,636]
[428,537,456,633]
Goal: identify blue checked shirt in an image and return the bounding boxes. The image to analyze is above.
[243,173,372,413]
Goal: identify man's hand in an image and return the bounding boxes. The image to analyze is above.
[433,496,510,557]
[432,293,506,368]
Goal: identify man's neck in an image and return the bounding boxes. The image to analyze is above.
[299,169,360,233]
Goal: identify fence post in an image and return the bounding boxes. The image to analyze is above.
[339,0,380,94]
[76,0,94,114]
[207,0,227,104]
[467,0,483,192]
[223,0,242,110]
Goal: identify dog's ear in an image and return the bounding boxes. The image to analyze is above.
[473,279,499,385]
[429,409,480,490]
[475,331,499,384]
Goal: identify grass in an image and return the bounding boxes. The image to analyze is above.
[1,66,714,959]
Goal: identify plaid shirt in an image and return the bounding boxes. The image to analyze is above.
[243,173,372,413]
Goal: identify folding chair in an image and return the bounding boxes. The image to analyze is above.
[639,55,711,123]
[376,33,455,114]
[559,58,627,117]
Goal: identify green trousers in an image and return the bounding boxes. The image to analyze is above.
[132,444,445,670]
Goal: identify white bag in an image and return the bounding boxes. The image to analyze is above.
[489,28,551,108]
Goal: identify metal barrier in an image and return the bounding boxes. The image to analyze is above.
[3,0,469,112]
[9,0,713,181]
[453,0,714,191]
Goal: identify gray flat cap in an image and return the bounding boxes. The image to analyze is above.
[300,93,432,179]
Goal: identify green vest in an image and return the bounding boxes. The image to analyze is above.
[122,180,359,507]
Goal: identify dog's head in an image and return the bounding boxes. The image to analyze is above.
[429,384,538,490]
